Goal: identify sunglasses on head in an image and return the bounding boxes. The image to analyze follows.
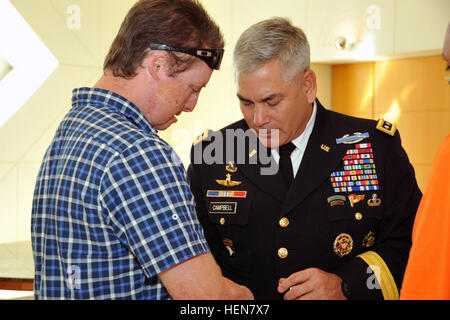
[149,43,224,70]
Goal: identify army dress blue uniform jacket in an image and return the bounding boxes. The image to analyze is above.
[187,100,421,300]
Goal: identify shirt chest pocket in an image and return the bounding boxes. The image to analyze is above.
[327,203,383,224]
[326,195,383,251]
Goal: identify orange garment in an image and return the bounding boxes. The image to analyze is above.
[400,134,450,300]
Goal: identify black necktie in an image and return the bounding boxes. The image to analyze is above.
[278,142,296,187]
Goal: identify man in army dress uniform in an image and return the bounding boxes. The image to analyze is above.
[187,17,421,300]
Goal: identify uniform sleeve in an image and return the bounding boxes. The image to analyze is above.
[99,141,210,279]
[334,130,422,300]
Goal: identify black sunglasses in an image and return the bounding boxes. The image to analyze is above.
[149,43,224,70]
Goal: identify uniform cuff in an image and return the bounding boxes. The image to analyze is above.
[333,255,385,300]
[357,251,399,300]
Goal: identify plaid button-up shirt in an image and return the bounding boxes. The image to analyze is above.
[32,87,209,299]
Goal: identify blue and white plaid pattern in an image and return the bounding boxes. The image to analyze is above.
[32,87,209,299]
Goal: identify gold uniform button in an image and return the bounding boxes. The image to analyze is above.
[220,217,226,225]
[355,212,363,221]
[278,247,288,259]
[279,217,290,228]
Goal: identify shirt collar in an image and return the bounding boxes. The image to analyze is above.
[71,87,157,136]
[290,101,317,151]
[271,101,317,154]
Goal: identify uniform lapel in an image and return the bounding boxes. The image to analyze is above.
[239,160,287,203]
[230,121,287,203]
[283,101,347,215]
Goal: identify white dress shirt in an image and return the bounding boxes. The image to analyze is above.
[271,101,317,178]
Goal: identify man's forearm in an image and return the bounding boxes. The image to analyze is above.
[160,252,253,300]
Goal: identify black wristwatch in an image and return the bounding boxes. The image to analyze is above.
[341,280,352,300]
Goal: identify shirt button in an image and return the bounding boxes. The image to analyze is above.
[278,247,288,259]
[220,217,226,225]
[279,217,290,228]
[355,212,363,221]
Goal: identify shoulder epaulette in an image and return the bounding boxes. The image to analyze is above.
[376,118,397,136]
[193,129,211,146]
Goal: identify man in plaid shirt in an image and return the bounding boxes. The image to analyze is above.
[31,0,253,300]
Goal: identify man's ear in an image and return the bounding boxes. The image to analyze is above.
[303,69,317,104]
[145,52,169,80]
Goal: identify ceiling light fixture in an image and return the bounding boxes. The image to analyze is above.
[334,36,355,51]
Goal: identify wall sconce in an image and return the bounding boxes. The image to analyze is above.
[334,36,355,51]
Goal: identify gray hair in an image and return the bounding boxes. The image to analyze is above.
[233,17,310,82]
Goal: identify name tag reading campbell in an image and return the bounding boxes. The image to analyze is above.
[209,202,237,214]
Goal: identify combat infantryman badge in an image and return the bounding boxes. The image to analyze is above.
[336,132,370,145]
[334,233,353,257]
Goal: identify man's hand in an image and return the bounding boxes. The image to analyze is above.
[222,276,254,300]
[277,268,347,300]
